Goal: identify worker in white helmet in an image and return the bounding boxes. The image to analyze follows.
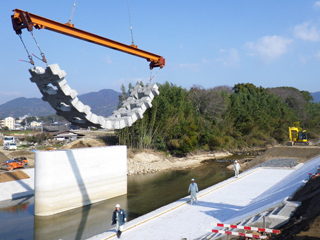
[111,204,127,238]
[234,160,240,178]
[188,178,199,205]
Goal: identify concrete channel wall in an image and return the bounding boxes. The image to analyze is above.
[34,146,127,216]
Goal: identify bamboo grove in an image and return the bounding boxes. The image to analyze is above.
[116,82,320,155]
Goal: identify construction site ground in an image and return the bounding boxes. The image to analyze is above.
[1,139,320,238]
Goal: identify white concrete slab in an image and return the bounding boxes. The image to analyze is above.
[35,146,127,216]
[0,168,34,201]
[89,156,320,240]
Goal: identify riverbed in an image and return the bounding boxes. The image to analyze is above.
[0,160,234,240]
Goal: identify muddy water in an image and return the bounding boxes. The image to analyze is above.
[0,161,234,240]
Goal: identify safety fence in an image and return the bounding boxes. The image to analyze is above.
[208,222,281,239]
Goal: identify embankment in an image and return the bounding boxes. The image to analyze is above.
[243,146,320,171]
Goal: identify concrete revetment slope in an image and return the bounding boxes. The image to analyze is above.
[34,146,127,216]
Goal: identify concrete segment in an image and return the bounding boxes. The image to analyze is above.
[34,146,127,216]
[28,64,159,130]
[0,169,34,201]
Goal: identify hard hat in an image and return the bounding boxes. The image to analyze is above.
[191,178,195,181]
[235,160,237,163]
[116,204,120,208]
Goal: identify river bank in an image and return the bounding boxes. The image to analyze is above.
[2,144,320,177]
[127,149,234,175]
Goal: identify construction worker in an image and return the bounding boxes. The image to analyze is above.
[188,178,199,204]
[234,160,240,178]
[111,204,127,238]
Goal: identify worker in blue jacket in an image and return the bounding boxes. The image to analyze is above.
[112,204,127,238]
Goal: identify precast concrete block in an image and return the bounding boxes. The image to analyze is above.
[110,119,119,129]
[114,108,128,117]
[28,64,160,130]
[29,66,45,75]
[59,82,78,99]
[122,116,133,127]
[105,116,125,129]
[129,89,139,99]
[102,120,113,129]
[46,64,67,80]
[72,117,86,124]
[129,85,144,99]
[71,98,91,113]
[56,111,73,121]
[126,110,138,123]
[56,102,71,112]
[132,108,144,119]
[126,96,135,102]
[115,119,126,129]
[34,146,127,216]
[149,84,160,96]
[122,101,132,110]
[135,101,147,112]
[85,113,100,125]
[42,86,58,95]
[140,96,152,108]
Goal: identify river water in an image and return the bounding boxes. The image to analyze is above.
[0,161,234,240]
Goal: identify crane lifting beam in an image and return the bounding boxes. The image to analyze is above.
[11,9,165,69]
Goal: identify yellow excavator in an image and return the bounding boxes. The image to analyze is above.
[287,127,308,146]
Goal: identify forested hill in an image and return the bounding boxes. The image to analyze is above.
[0,89,120,119]
[117,82,320,155]
[311,92,320,103]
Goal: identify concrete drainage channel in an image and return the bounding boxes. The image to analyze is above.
[201,200,301,240]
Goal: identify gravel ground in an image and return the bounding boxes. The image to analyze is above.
[254,158,299,168]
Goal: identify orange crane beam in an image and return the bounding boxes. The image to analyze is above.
[11,9,165,69]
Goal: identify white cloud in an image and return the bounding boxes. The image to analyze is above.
[178,63,200,72]
[245,36,293,62]
[110,77,145,90]
[316,51,320,60]
[202,58,210,64]
[215,48,240,67]
[293,22,320,41]
[314,1,320,9]
[101,55,112,65]
[299,55,309,65]
[0,91,22,97]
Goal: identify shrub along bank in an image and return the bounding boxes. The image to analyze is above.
[116,82,320,156]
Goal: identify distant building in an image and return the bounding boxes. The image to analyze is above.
[0,117,15,130]
[15,123,23,130]
[30,121,42,128]
[53,131,81,141]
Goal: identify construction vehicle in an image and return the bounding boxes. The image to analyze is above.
[10,8,165,130]
[1,157,28,171]
[287,127,308,146]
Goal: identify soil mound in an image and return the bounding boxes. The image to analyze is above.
[61,138,106,149]
[0,152,9,165]
[0,170,30,183]
[243,146,320,171]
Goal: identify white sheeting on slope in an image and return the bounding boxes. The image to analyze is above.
[89,157,320,240]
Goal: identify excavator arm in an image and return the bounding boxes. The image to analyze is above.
[11,9,165,69]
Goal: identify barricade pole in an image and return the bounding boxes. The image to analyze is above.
[211,222,281,234]
[208,229,268,239]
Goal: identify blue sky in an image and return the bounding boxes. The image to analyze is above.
[1,1,320,105]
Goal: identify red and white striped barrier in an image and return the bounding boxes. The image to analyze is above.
[211,222,281,234]
[209,229,268,239]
